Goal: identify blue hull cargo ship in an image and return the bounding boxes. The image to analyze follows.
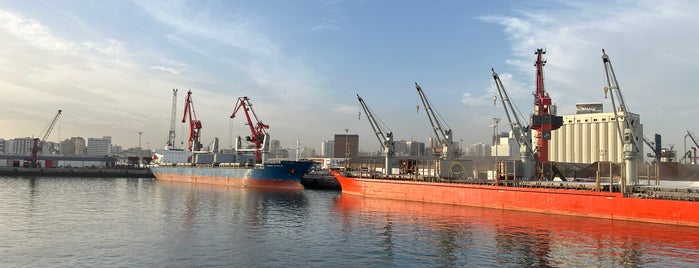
[151,160,314,189]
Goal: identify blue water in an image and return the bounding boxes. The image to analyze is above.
[1,177,698,267]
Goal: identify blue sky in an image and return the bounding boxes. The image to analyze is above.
[1,0,698,156]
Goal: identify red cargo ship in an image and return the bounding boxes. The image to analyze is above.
[330,170,699,227]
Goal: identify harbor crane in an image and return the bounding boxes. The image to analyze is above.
[530,49,563,179]
[491,69,535,179]
[415,82,456,159]
[30,109,62,167]
[686,131,699,164]
[231,96,270,164]
[182,90,203,152]
[357,94,395,174]
[602,49,640,189]
[167,89,178,149]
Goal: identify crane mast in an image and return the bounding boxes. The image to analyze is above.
[31,109,62,167]
[530,49,563,167]
[167,89,178,149]
[602,49,639,189]
[415,82,454,159]
[182,90,203,152]
[492,69,535,179]
[357,94,395,174]
[231,96,270,164]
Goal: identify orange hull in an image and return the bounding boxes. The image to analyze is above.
[154,173,304,190]
[331,170,699,227]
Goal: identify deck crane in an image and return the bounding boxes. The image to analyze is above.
[602,49,640,189]
[686,131,699,164]
[231,96,270,164]
[167,89,178,149]
[30,109,62,167]
[415,82,456,159]
[491,69,535,180]
[182,90,203,152]
[357,94,395,174]
[530,49,563,179]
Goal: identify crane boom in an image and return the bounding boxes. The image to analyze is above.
[492,69,535,179]
[31,109,62,167]
[357,94,395,174]
[602,49,639,188]
[182,90,203,152]
[231,96,270,163]
[415,82,454,159]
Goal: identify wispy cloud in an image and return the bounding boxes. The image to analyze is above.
[479,0,699,147]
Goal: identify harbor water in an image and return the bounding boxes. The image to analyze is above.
[2,176,699,267]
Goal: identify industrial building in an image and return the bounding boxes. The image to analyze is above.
[333,134,359,159]
[548,103,644,164]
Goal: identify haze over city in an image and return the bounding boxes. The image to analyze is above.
[1,1,697,155]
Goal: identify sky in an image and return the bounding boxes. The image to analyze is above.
[1,0,698,156]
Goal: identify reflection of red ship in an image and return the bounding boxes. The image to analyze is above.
[334,194,699,266]
[331,170,699,227]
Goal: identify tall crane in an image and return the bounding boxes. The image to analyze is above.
[231,96,270,164]
[530,49,563,175]
[182,90,203,152]
[415,82,455,159]
[602,49,640,189]
[30,109,62,167]
[686,131,699,164]
[167,89,178,149]
[492,69,535,179]
[357,94,395,174]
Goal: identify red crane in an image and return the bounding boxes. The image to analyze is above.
[529,49,563,178]
[182,90,202,151]
[231,96,269,163]
[30,109,62,167]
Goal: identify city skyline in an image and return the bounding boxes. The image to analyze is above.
[2,1,698,154]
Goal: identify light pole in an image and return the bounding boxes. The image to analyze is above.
[345,128,350,169]
[493,117,500,180]
[138,131,143,168]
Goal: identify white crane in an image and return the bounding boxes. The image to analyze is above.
[357,94,395,174]
[415,82,455,159]
[602,49,640,189]
[491,69,535,180]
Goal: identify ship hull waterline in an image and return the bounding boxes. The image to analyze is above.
[331,170,699,227]
[152,161,314,190]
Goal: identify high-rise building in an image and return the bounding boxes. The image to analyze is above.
[0,138,5,154]
[87,136,112,156]
[7,138,34,155]
[60,137,86,155]
[334,134,358,159]
[321,140,334,158]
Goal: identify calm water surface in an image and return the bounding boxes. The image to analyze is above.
[1,176,699,267]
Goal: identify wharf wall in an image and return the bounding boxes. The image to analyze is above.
[0,167,154,178]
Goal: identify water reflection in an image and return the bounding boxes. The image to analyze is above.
[333,194,699,267]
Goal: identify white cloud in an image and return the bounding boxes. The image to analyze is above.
[480,0,699,150]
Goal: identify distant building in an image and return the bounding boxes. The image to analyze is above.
[394,140,426,157]
[60,137,86,156]
[467,143,490,157]
[334,134,359,159]
[321,140,334,158]
[492,132,518,157]
[0,138,5,154]
[548,103,644,164]
[7,137,34,155]
[270,139,281,158]
[87,136,112,156]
